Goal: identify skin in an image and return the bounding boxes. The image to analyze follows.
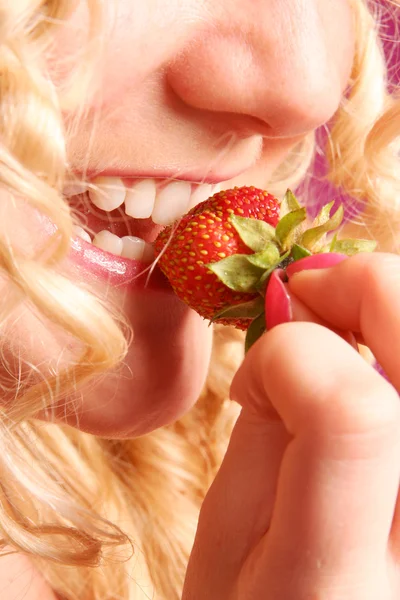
[6,1,400,599]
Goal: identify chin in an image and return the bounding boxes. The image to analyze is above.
[57,296,214,438]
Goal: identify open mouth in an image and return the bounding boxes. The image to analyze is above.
[66,176,222,261]
[65,176,223,288]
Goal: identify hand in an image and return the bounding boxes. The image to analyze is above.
[182,253,400,600]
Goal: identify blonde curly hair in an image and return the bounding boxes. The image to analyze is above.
[0,0,399,598]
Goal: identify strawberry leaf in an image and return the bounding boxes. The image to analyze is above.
[210,296,265,323]
[301,204,344,252]
[291,244,312,261]
[326,238,377,255]
[207,255,265,293]
[280,189,302,217]
[245,312,267,354]
[229,214,276,252]
[329,232,338,251]
[313,201,335,227]
[246,243,280,269]
[275,208,307,251]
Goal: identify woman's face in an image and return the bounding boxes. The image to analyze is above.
[4,0,355,437]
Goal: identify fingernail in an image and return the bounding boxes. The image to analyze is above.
[286,253,347,278]
[265,269,293,329]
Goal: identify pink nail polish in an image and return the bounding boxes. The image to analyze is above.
[286,253,347,278]
[265,269,293,329]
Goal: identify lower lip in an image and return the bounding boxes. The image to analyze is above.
[70,237,171,291]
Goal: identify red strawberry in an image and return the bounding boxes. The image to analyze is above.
[154,186,376,351]
[154,187,280,330]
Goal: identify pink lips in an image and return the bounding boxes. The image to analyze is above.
[74,168,247,186]
[66,192,171,290]
[70,236,170,290]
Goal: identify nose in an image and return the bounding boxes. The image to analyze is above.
[167,0,354,138]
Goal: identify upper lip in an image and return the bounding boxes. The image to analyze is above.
[72,164,254,186]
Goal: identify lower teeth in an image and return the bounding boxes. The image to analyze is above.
[120,235,155,262]
[93,230,123,255]
[73,226,92,244]
[74,227,154,262]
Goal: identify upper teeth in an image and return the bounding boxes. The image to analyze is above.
[89,177,127,212]
[66,176,220,226]
[125,179,157,219]
[67,176,222,259]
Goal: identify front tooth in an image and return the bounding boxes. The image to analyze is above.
[73,226,92,243]
[93,230,123,255]
[151,181,192,226]
[121,236,154,262]
[89,177,126,212]
[188,183,213,210]
[125,179,156,219]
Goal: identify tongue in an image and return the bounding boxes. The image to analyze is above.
[69,194,164,243]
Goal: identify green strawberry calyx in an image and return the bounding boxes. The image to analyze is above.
[207,189,376,341]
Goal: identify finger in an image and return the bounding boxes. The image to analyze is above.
[182,404,291,599]
[232,323,400,599]
[290,288,359,350]
[288,252,400,390]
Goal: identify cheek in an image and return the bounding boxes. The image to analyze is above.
[95,4,195,108]
[50,0,196,110]
[321,0,356,89]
